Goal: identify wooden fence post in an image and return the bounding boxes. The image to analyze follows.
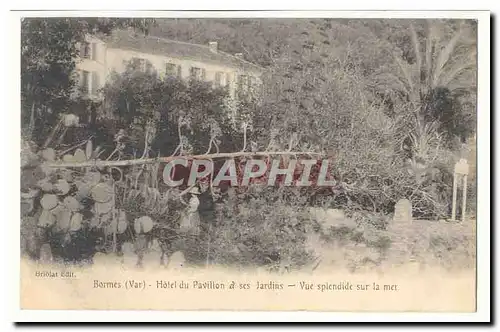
[452,159,470,222]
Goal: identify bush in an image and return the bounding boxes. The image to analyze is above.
[207,187,316,270]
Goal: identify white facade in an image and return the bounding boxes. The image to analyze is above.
[74,35,263,102]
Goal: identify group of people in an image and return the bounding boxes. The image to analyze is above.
[177,182,226,237]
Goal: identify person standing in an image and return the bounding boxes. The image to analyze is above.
[179,186,201,236]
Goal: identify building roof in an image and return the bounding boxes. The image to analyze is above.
[101,30,264,73]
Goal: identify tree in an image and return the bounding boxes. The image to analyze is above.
[100,60,240,162]
[21,18,156,144]
[370,19,477,157]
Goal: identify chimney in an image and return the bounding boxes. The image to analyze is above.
[209,41,218,53]
[234,53,243,59]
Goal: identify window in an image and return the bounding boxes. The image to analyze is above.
[131,58,155,74]
[81,42,91,59]
[81,71,90,93]
[165,63,181,78]
[165,63,176,76]
[190,67,206,81]
[249,76,258,93]
[146,62,154,75]
[79,71,100,96]
[136,58,147,72]
[91,72,100,95]
[237,75,260,101]
[80,42,99,61]
[214,72,226,87]
[238,75,250,92]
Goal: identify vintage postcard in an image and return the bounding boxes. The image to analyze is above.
[13,9,490,321]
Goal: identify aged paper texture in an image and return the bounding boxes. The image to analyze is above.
[15,10,488,318]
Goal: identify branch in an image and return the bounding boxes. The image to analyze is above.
[177,118,184,155]
[205,138,213,155]
[58,137,93,157]
[171,143,181,157]
[42,117,63,149]
[241,124,248,152]
[106,148,119,161]
[45,151,325,168]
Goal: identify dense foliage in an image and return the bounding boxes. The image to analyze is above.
[20,18,477,270]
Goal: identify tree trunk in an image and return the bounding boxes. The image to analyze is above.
[28,102,36,139]
[43,118,63,149]
[44,150,324,169]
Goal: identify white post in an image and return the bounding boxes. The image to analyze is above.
[462,175,468,222]
[453,159,469,222]
[451,173,458,221]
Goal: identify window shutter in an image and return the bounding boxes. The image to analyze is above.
[201,69,206,81]
[79,43,85,58]
[81,42,91,58]
[91,43,97,61]
[81,71,90,93]
[177,65,182,78]
[146,61,153,74]
[237,75,245,92]
[79,70,83,89]
[215,72,221,87]
[249,76,255,92]
[91,72,99,95]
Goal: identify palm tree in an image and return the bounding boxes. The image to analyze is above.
[374,19,477,162]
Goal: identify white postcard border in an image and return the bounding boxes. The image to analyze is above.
[4,5,491,324]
